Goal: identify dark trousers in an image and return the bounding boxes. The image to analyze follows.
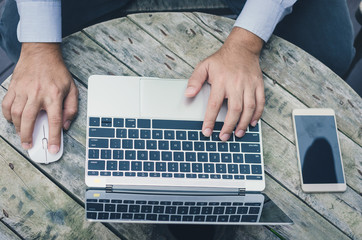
[0,0,355,77]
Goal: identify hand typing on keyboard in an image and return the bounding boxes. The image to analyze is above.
[184,27,265,141]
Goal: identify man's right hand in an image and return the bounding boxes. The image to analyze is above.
[1,43,78,153]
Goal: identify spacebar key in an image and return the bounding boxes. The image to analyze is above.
[152,119,202,130]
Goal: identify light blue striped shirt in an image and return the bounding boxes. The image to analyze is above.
[16,0,297,43]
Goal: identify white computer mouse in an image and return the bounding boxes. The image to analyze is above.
[28,110,63,164]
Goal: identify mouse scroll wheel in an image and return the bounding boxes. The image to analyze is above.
[42,138,48,149]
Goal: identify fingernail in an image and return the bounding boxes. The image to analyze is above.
[203,128,211,137]
[220,133,230,141]
[236,130,245,138]
[49,145,59,154]
[185,87,196,96]
[22,142,31,150]
[251,120,258,127]
[64,120,71,130]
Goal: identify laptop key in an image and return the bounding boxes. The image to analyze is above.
[206,142,217,151]
[137,151,148,160]
[216,164,226,173]
[137,172,148,177]
[162,173,172,178]
[235,133,259,142]
[129,205,140,213]
[186,173,197,178]
[122,213,133,219]
[89,128,115,138]
[168,162,179,172]
[110,139,121,148]
[113,118,124,127]
[154,206,164,213]
[180,163,191,172]
[246,175,263,180]
[116,129,127,138]
[134,140,145,149]
[228,164,239,174]
[146,140,157,149]
[156,162,166,171]
[204,164,215,173]
[234,175,245,180]
[137,119,150,128]
[237,207,248,214]
[210,174,221,179]
[150,172,161,177]
[174,152,184,161]
[245,154,261,163]
[241,215,258,222]
[87,212,97,219]
[144,162,154,171]
[88,149,99,159]
[162,151,172,161]
[101,150,111,159]
[209,153,220,162]
[140,129,151,139]
[126,119,136,128]
[217,215,229,222]
[146,214,157,220]
[122,140,133,149]
[105,204,116,212]
[221,153,232,162]
[89,117,100,126]
[249,207,260,214]
[197,152,208,162]
[150,151,160,160]
[190,207,201,214]
[213,207,225,214]
[222,175,232,180]
[251,165,262,174]
[88,160,105,170]
[174,173,185,178]
[171,215,182,221]
[165,206,177,214]
[201,207,212,214]
[107,161,117,170]
[206,216,217,222]
[158,215,170,221]
[233,154,243,163]
[200,132,210,141]
[248,123,259,132]
[119,161,130,171]
[128,129,139,138]
[211,132,220,141]
[225,207,237,214]
[194,142,205,151]
[218,142,228,152]
[185,152,196,161]
[113,150,123,159]
[176,131,187,140]
[229,143,240,152]
[98,213,109,220]
[182,141,193,151]
[101,118,112,127]
[88,171,99,176]
[177,207,189,214]
[125,150,136,160]
[188,131,198,140]
[89,138,108,148]
[192,163,202,172]
[131,161,142,171]
[241,144,260,153]
[198,174,209,179]
[164,130,175,139]
[87,203,103,211]
[134,214,146,220]
[125,172,136,177]
[239,165,251,174]
[112,172,123,176]
[141,205,152,213]
[158,141,169,150]
[229,215,241,222]
[194,216,205,222]
[100,171,111,176]
[170,141,181,150]
[152,130,163,139]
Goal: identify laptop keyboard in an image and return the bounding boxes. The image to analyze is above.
[87,117,263,180]
[86,197,261,223]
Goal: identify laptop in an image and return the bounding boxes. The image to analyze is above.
[85,75,292,225]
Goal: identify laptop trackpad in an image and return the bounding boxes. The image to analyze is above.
[140,79,226,121]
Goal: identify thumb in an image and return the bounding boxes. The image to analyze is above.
[185,61,208,97]
[62,82,79,130]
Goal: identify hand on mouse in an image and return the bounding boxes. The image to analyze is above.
[185,27,265,141]
[1,43,79,153]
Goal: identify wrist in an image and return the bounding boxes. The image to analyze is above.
[223,27,263,56]
[20,43,62,59]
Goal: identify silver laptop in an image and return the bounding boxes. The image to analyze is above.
[85,75,292,225]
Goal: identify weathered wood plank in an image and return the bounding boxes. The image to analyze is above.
[128,12,223,67]
[0,222,21,240]
[62,32,136,86]
[186,12,362,147]
[0,138,118,240]
[83,17,193,79]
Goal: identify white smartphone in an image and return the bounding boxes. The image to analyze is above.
[292,108,346,192]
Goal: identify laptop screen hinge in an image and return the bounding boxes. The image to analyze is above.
[106,184,113,193]
[238,188,246,196]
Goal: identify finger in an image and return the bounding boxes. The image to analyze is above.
[202,83,225,137]
[250,84,265,127]
[220,96,243,141]
[62,82,79,130]
[185,61,208,97]
[2,90,16,122]
[20,100,41,149]
[45,101,63,154]
[10,95,27,134]
[235,90,256,137]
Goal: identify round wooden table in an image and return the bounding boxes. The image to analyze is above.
[0,12,361,240]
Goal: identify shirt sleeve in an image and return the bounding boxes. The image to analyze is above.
[234,0,297,42]
[16,0,62,42]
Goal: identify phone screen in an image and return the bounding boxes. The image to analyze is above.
[294,115,345,184]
